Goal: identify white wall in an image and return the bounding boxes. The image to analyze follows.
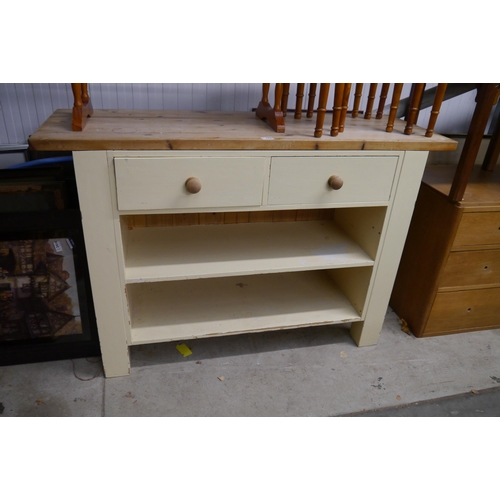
[0,83,487,146]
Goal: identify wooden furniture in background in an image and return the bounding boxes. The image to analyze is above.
[403,84,426,135]
[71,83,93,131]
[376,84,391,119]
[257,83,448,139]
[307,83,317,118]
[255,83,285,133]
[425,84,448,137]
[390,83,500,337]
[29,109,455,377]
[386,84,404,132]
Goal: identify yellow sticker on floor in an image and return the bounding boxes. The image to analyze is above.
[176,344,192,357]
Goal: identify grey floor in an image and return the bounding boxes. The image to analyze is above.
[1,307,499,417]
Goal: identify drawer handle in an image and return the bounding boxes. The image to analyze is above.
[185,177,202,194]
[328,175,344,190]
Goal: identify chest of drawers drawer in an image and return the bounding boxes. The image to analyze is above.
[440,248,500,288]
[425,287,500,335]
[267,156,398,206]
[453,211,500,248]
[114,156,268,211]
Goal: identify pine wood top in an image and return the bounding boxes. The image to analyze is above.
[28,109,457,152]
[423,163,500,208]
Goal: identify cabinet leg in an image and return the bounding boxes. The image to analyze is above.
[349,151,429,347]
[73,151,131,377]
[349,320,381,346]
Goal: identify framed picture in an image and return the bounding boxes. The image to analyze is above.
[0,161,100,366]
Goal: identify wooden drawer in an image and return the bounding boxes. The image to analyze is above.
[454,211,500,248]
[114,157,268,211]
[440,249,500,289]
[424,287,500,335]
[267,156,398,206]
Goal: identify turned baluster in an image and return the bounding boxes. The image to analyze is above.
[404,83,426,135]
[295,83,305,119]
[71,83,93,131]
[425,83,448,137]
[339,83,352,133]
[256,83,285,132]
[376,83,390,119]
[330,83,346,137]
[386,83,404,132]
[449,84,500,201]
[72,83,83,108]
[307,83,317,118]
[352,83,363,118]
[274,83,283,112]
[364,83,378,119]
[262,83,270,104]
[82,84,91,105]
[314,83,331,138]
[282,83,290,117]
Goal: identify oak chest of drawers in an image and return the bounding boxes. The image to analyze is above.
[391,163,500,337]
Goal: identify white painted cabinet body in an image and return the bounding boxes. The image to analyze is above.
[72,149,428,377]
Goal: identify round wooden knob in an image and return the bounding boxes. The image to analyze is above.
[185,177,201,194]
[328,175,344,190]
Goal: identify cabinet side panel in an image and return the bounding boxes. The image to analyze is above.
[351,151,428,345]
[73,151,131,377]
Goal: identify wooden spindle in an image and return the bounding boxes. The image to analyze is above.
[364,83,378,119]
[314,83,330,138]
[425,83,447,137]
[330,83,346,137]
[72,83,83,108]
[352,83,363,117]
[406,83,425,123]
[307,83,317,118]
[339,83,352,133]
[262,83,270,104]
[82,83,91,105]
[376,83,390,119]
[404,83,426,135]
[71,83,93,131]
[295,83,305,119]
[449,84,500,201]
[282,83,290,117]
[256,83,285,133]
[386,83,404,132]
[274,83,283,111]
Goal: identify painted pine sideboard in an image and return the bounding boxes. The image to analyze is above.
[28,109,456,377]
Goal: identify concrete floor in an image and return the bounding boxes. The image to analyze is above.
[1,307,499,417]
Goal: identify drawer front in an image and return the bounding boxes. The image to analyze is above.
[454,211,500,248]
[114,157,268,211]
[267,156,398,206]
[440,249,500,289]
[425,287,500,335]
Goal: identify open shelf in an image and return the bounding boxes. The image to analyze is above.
[122,220,374,283]
[127,270,362,345]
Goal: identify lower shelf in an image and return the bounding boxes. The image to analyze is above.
[127,270,362,345]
